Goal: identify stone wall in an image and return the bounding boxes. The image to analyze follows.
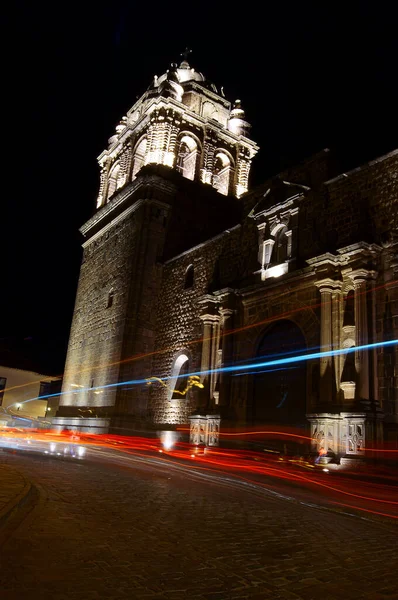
[325,151,398,426]
[149,149,397,429]
[60,209,141,413]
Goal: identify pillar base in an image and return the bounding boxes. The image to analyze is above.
[189,414,221,447]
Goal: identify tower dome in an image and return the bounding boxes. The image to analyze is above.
[227,100,251,137]
[156,59,206,87]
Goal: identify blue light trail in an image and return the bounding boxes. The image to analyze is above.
[9,339,398,409]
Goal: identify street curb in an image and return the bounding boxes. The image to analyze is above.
[0,473,38,545]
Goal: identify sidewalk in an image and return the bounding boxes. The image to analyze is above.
[0,453,36,541]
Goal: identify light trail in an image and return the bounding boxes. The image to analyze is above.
[1,430,397,518]
[8,338,398,411]
[3,278,397,396]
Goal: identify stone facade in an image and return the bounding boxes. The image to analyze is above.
[56,59,398,458]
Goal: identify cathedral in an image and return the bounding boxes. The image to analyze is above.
[53,57,398,461]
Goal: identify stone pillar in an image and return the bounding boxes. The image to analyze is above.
[315,279,340,403]
[368,275,379,402]
[199,318,213,386]
[209,316,221,403]
[331,284,343,391]
[218,307,234,407]
[349,270,371,401]
[198,296,220,409]
[189,414,221,447]
[96,163,109,208]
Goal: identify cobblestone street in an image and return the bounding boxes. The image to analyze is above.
[0,451,397,600]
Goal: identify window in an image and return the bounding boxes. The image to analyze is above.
[273,226,288,264]
[170,354,190,400]
[107,162,121,200]
[212,152,232,196]
[107,289,114,308]
[176,135,198,180]
[0,377,6,406]
[184,265,194,289]
[132,138,147,179]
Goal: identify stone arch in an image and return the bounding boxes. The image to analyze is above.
[212,150,234,196]
[184,264,194,289]
[132,136,147,179]
[252,319,308,426]
[271,224,289,264]
[169,353,190,401]
[176,133,201,181]
[107,161,121,201]
[106,288,114,309]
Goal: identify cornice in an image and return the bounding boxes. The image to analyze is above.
[80,174,177,238]
[98,94,258,164]
[239,268,315,304]
[81,200,144,248]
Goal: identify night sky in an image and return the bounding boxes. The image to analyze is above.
[1,2,397,374]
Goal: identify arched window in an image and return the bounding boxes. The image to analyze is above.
[107,162,121,201]
[176,135,198,181]
[107,289,114,309]
[132,138,147,180]
[272,226,288,264]
[169,354,190,400]
[212,152,232,196]
[184,264,194,289]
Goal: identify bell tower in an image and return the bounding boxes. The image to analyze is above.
[54,56,258,434]
[96,58,258,207]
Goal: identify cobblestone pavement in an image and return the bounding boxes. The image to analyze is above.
[0,461,26,515]
[0,451,397,600]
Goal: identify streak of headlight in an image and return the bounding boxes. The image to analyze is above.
[331,502,398,519]
[13,338,398,406]
[232,366,298,376]
[4,279,397,395]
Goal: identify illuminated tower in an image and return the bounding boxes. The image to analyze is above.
[54,57,258,433]
[96,60,257,206]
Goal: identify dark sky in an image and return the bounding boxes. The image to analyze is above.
[1,1,397,374]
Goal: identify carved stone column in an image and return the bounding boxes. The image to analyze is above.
[218,307,234,407]
[349,270,372,401]
[315,279,341,403]
[199,318,213,385]
[368,275,379,402]
[96,163,109,208]
[198,296,220,409]
[331,283,343,391]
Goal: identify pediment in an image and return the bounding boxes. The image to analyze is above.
[248,178,310,219]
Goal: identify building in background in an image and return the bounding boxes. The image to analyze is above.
[54,58,398,461]
[0,364,62,426]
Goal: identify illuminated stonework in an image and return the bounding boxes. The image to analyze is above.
[58,51,397,456]
[95,60,258,208]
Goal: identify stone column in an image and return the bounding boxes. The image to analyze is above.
[368,275,379,402]
[199,318,213,385]
[315,279,339,403]
[349,270,371,401]
[218,308,234,407]
[209,316,221,404]
[331,283,343,391]
[198,296,220,409]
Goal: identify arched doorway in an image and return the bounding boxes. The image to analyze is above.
[253,320,307,427]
